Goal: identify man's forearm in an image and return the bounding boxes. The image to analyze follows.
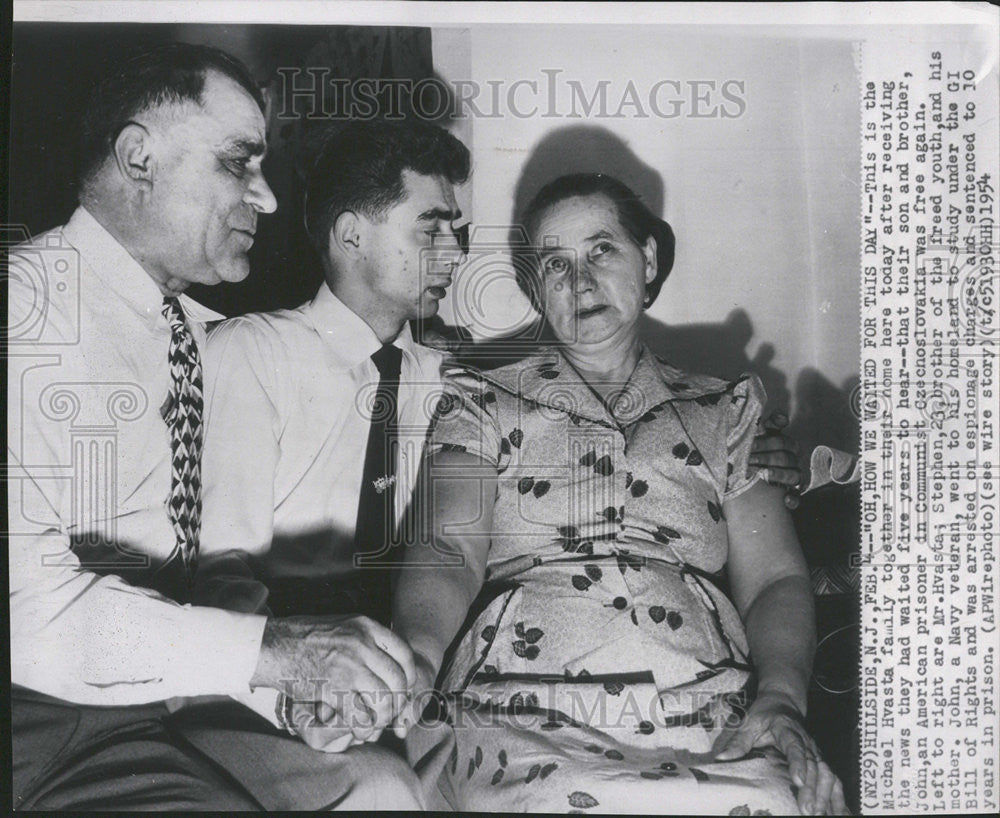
[743,574,816,714]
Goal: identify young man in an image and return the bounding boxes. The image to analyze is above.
[195,119,470,751]
[8,45,421,810]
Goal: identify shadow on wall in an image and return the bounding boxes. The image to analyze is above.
[453,123,859,460]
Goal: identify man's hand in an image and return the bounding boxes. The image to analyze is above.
[714,690,848,815]
[750,412,802,509]
[389,650,438,738]
[251,615,416,743]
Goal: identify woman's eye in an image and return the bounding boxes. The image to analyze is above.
[544,256,570,275]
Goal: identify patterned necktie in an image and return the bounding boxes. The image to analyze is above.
[353,343,403,625]
[161,296,204,580]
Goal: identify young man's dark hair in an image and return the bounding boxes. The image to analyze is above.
[78,42,265,191]
[303,119,471,253]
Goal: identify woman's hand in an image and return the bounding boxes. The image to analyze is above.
[714,690,848,815]
[750,412,803,509]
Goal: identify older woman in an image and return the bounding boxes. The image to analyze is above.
[394,174,846,815]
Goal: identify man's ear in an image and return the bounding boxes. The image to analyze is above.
[642,235,658,285]
[331,210,363,258]
[112,123,154,190]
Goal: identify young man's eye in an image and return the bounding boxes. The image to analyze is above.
[592,241,614,258]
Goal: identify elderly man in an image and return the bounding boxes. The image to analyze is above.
[8,44,422,810]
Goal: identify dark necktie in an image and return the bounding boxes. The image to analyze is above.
[161,296,204,582]
[353,343,403,625]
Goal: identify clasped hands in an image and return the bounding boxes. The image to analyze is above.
[250,614,430,753]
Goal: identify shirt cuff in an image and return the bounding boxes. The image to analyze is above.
[234,685,285,729]
[185,606,267,695]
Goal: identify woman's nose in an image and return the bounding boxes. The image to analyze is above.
[573,262,597,293]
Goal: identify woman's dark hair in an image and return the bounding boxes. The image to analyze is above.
[78,43,265,190]
[513,173,675,313]
[303,119,471,253]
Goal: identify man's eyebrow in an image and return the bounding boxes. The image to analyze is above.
[417,207,462,222]
[222,137,267,157]
[585,229,615,242]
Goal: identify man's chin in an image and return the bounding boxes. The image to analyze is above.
[215,259,252,285]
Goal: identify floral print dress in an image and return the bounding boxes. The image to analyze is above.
[408,345,800,815]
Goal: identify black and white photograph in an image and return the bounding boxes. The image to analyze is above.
[5,1,997,814]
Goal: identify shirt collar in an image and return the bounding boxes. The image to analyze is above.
[62,206,224,324]
[304,282,419,372]
[471,344,742,427]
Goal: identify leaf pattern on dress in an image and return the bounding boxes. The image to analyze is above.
[611,596,628,610]
[509,428,524,448]
[584,564,603,582]
[689,766,710,782]
[594,455,615,475]
[475,746,483,767]
[685,449,704,466]
[729,806,751,816]
[667,611,684,630]
[437,442,467,453]
[525,763,541,783]
[649,605,666,623]
[672,441,690,459]
[579,450,597,467]
[630,479,649,497]
[532,480,551,498]
[653,526,680,543]
[572,575,592,591]
[512,640,540,659]
[707,500,723,522]
[603,749,624,761]
[490,768,504,785]
[524,627,544,644]
[449,743,458,775]
[539,762,558,779]
[500,437,511,456]
[603,680,624,696]
[636,720,655,735]
[517,476,535,494]
[568,791,599,809]
[498,749,508,767]
[481,625,496,641]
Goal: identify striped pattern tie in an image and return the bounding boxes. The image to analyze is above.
[161,296,204,579]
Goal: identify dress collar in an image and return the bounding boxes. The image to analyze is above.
[471,344,743,428]
[62,206,224,324]
[303,281,419,372]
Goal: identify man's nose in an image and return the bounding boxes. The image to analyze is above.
[246,168,277,214]
[435,225,467,265]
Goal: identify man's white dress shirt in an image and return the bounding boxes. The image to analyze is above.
[7,207,266,705]
[200,282,445,604]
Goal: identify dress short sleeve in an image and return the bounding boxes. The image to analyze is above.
[429,366,504,466]
[722,373,767,499]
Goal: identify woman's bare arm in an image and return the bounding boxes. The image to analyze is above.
[393,450,497,680]
[718,480,847,815]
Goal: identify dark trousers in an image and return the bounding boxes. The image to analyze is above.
[12,687,423,811]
